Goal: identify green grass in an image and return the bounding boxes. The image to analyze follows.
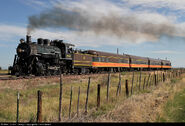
[157,88,185,122]
[91,103,115,118]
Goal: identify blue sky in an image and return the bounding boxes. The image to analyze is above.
[0,0,185,69]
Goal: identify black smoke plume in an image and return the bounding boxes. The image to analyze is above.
[27,6,180,42]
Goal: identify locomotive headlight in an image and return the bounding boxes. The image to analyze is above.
[18,48,24,53]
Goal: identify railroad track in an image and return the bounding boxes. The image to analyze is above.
[0,72,112,81]
[0,69,177,81]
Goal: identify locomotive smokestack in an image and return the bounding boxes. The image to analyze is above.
[117,48,119,54]
[26,35,31,43]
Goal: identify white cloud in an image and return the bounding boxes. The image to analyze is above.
[125,0,185,11]
[19,0,50,9]
[151,50,180,54]
[0,24,64,43]
[9,0,185,45]
[0,24,144,47]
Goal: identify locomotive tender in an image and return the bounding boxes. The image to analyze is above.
[10,35,171,76]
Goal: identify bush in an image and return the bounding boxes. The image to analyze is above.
[0,67,1,70]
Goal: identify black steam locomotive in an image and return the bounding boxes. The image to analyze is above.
[10,35,171,76]
[10,35,75,76]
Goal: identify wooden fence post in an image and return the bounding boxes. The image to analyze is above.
[125,80,129,97]
[177,71,179,77]
[174,71,176,78]
[174,71,175,78]
[97,84,101,109]
[116,73,121,96]
[131,72,134,95]
[175,71,176,78]
[107,73,110,102]
[160,71,161,81]
[163,73,165,82]
[16,92,20,123]
[146,73,151,87]
[77,86,80,117]
[37,90,42,123]
[171,71,172,79]
[179,71,180,77]
[139,70,142,91]
[169,71,171,79]
[149,75,152,87]
[152,74,154,86]
[59,74,63,121]
[173,71,174,78]
[143,77,146,90]
[154,74,157,86]
[119,79,122,94]
[176,71,178,78]
[136,75,139,90]
[85,77,91,114]
[161,71,163,82]
[152,74,155,86]
[157,70,158,83]
[69,86,73,119]
[153,74,155,85]
[169,71,170,79]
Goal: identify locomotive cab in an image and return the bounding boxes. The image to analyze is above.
[53,40,74,59]
[52,40,75,73]
[61,43,74,59]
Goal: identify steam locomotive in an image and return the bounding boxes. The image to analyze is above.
[9,35,171,76]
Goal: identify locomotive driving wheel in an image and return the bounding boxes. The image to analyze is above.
[35,62,45,76]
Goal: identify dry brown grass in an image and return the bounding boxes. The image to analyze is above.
[0,70,181,122]
[75,74,185,122]
[0,70,8,74]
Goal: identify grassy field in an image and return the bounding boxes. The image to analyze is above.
[157,87,185,122]
[0,70,8,74]
[0,70,175,122]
